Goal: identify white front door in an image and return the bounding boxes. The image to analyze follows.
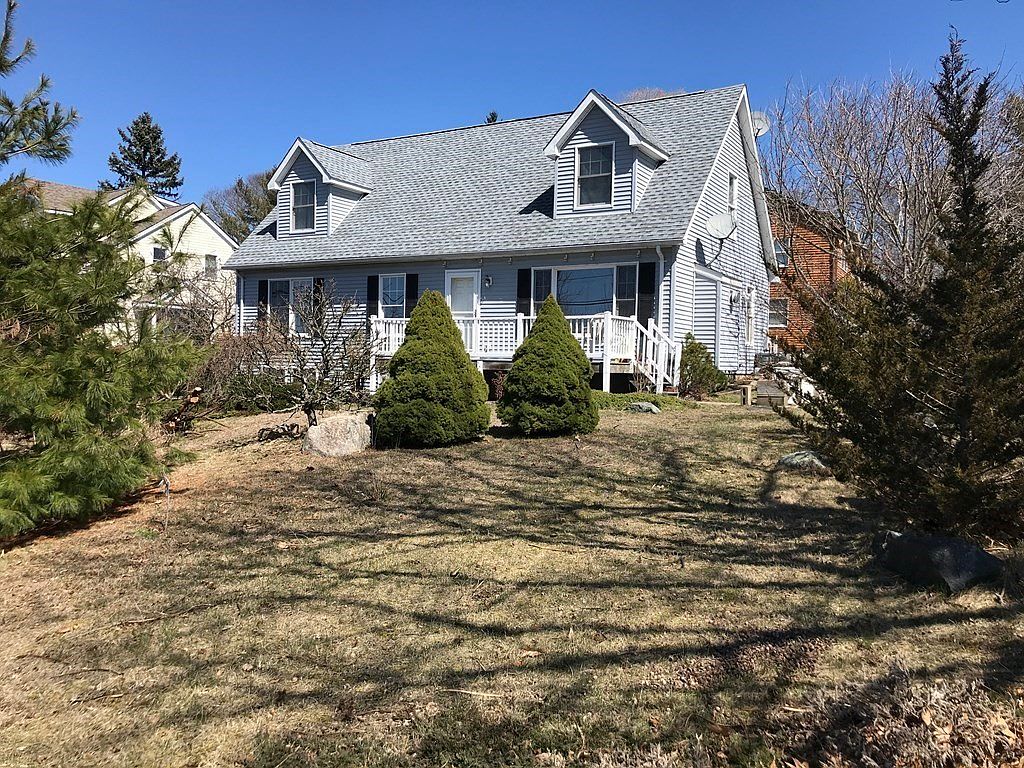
[445,269,480,318]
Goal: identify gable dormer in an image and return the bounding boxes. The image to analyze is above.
[268,138,373,237]
[545,90,669,218]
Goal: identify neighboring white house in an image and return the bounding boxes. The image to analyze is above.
[225,85,775,392]
[28,179,239,333]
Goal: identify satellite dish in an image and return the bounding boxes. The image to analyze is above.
[751,111,770,138]
[705,212,736,240]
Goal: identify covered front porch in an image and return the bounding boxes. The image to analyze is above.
[369,311,680,393]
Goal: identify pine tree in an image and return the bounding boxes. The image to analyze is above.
[0,4,196,536]
[678,334,727,400]
[203,169,277,243]
[498,295,599,436]
[794,35,1024,537]
[101,112,183,198]
[373,291,490,448]
[0,1,77,165]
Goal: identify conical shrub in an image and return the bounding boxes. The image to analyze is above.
[374,290,489,448]
[498,295,599,435]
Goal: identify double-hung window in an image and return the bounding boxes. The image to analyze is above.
[380,274,406,318]
[769,298,789,328]
[773,237,790,269]
[204,254,218,279]
[152,247,167,262]
[267,277,314,334]
[292,181,315,232]
[577,144,613,207]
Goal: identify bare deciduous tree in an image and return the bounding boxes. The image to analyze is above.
[765,72,1024,290]
[234,281,375,428]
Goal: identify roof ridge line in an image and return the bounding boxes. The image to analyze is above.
[339,85,744,148]
[302,137,370,162]
[619,83,745,105]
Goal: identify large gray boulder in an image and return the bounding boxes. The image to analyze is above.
[624,401,660,414]
[874,530,1003,592]
[302,412,371,458]
[776,450,831,476]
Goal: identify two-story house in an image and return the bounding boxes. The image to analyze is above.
[767,195,849,351]
[225,86,775,392]
[28,179,239,334]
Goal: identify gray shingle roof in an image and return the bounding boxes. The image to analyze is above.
[590,90,669,158]
[226,85,745,269]
[299,138,374,191]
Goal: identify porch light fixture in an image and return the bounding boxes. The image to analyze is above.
[484,275,493,288]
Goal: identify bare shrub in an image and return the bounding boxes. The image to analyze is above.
[237,280,374,427]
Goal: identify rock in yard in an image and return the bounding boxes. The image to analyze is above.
[776,450,830,476]
[874,530,1003,592]
[302,413,371,458]
[624,401,661,414]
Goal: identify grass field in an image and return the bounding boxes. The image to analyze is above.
[1,403,1020,767]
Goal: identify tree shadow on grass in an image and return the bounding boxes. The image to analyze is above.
[6,406,1021,765]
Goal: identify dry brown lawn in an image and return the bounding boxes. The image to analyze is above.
[0,403,1021,767]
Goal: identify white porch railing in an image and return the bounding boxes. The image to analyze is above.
[370,312,681,393]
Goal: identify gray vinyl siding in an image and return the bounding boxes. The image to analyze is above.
[693,275,718,361]
[554,108,634,217]
[634,153,658,208]
[237,247,665,332]
[277,155,329,238]
[329,187,362,232]
[679,114,768,373]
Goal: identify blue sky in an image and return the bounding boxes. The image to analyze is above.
[9,0,1024,201]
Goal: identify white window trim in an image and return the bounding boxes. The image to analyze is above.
[531,261,638,317]
[204,254,218,280]
[267,276,315,335]
[768,297,789,329]
[290,180,317,234]
[444,268,481,318]
[379,273,407,318]
[573,141,615,211]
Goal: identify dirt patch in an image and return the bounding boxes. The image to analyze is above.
[0,404,1020,767]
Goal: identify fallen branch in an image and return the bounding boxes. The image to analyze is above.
[525,542,574,554]
[70,691,125,704]
[438,688,504,699]
[117,602,214,626]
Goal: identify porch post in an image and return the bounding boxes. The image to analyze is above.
[601,311,612,392]
[368,314,379,392]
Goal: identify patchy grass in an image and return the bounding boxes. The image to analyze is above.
[590,392,693,411]
[0,404,1021,767]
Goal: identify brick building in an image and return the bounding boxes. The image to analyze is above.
[767,200,848,351]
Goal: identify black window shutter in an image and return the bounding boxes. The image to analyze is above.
[405,273,418,317]
[516,268,531,315]
[637,262,657,327]
[257,279,269,322]
[366,275,379,316]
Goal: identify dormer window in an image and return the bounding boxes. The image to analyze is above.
[576,144,613,207]
[292,181,315,232]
